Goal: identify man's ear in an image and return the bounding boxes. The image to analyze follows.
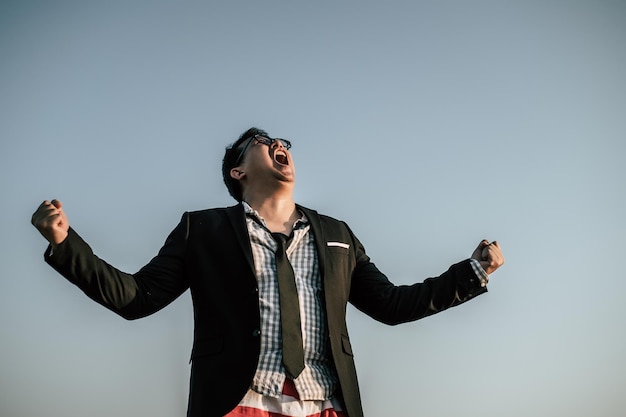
[230,168,245,180]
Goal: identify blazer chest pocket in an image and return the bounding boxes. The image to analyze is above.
[326,241,350,252]
[327,247,349,255]
[325,244,353,274]
[326,240,350,263]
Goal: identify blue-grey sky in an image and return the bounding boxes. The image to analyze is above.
[1,1,625,416]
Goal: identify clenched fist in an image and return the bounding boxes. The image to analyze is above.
[471,240,504,275]
[31,199,69,247]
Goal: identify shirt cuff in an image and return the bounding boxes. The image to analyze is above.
[469,259,489,287]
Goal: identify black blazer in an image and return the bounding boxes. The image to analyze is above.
[45,203,487,417]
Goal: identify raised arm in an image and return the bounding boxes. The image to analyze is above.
[31,199,190,320]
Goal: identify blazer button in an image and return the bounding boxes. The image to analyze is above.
[252,329,261,337]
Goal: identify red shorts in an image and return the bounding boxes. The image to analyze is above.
[224,379,347,417]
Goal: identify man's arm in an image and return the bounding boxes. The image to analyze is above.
[31,199,189,319]
[348,233,504,325]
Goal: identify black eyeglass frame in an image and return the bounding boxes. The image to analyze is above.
[233,135,292,167]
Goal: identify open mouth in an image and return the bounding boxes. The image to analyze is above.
[274,151,289,165]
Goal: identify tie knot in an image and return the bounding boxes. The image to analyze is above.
[272,232,289,249]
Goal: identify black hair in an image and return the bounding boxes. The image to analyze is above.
[222,127,270,202]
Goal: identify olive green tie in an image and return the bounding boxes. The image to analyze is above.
[272,233,305,379]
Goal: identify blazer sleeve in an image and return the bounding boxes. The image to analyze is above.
[347,228,487,325]
[44,214,190,320]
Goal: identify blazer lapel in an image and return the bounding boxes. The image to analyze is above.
[297,205,327,284]
[226,204,256,274]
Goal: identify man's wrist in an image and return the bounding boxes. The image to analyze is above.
[469,258,489,287]
[46,230,70,257]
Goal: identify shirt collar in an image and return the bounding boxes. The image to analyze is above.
[242,201,309,229]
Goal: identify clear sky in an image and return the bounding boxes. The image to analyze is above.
[1,1,625,416]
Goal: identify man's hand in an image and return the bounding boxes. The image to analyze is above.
[472,240,504,275]
[31,199,69,247]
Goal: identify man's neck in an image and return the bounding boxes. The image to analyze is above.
[244,194,298,235]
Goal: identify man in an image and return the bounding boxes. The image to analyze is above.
[31,127,504,417]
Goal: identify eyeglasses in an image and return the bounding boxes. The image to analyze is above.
[233,135,292,166]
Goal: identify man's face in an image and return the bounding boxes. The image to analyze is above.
[234,135,295,187]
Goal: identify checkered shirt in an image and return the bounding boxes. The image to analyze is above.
[242,202,340,401]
